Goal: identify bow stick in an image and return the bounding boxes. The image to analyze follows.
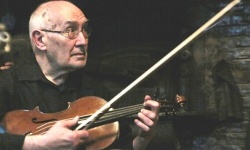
[76,0,241,130]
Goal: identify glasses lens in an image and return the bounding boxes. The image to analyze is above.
[65,25,91,39]
[82,22,91,38]
[67,30,78,39]
[83,28,91,38]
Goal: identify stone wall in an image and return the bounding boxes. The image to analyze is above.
[177,1,250,149]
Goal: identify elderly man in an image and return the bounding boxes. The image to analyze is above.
[0,1,160,150]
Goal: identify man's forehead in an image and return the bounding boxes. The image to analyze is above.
[64,19,88,25]
[47,13,87,28]
[37,1,87,28]
[59,16,88,27]
[40,2,84,18]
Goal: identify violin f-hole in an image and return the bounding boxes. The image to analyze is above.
[32,117,58,124]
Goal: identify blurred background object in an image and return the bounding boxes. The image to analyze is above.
[0,23,11,54]
[0,23,12,69]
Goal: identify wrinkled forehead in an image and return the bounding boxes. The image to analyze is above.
[39,1,87,29]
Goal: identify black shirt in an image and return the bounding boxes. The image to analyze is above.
[0,59,132,149]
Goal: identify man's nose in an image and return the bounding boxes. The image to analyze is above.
[76,31,88,46]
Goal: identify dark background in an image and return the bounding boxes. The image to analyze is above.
[1,0,234,56]
[0,0,221,103]
[0,0,194,56]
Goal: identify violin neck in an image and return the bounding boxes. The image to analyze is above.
[78,104,143,129]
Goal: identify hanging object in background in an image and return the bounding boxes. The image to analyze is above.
[0,23,11,54]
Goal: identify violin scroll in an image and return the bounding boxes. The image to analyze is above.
[154,91,186,117]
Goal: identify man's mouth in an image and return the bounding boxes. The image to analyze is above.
[70,53,85,57]
[71,47,87,57]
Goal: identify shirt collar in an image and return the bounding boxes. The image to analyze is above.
[15,59,85,87]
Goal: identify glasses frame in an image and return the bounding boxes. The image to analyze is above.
[41,27,91,39]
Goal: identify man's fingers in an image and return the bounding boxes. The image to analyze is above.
[57,116,79,128]
[143,100,160,115]
[134,118,150,132]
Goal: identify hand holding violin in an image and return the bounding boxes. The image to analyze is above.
[133,95,160,150]
[22,116,89,150]
[3,95,159,150]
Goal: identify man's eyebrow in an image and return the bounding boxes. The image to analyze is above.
[64,21,78,26]
[64,20,89,26]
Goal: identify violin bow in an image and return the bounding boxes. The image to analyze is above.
[75,0,241,130]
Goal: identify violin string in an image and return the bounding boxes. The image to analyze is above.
[90,104,142,119]
[100,105,141,119]
[77,104,143,122]
[31,118,74,135]
[30,124,54,135]
[77,104,143,128]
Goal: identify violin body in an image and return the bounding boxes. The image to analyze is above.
[1,96,119,150]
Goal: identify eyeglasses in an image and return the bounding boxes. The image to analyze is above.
[41,26,91,39]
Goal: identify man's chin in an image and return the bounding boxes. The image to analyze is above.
[66,62,86,71]
[74,63,86,69]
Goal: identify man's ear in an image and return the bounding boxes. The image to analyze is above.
[32,30,46,50]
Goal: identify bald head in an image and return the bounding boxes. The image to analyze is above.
[28,1,86,50]
[29,1,85,39]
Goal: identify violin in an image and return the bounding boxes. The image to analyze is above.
[1,95,185,150]
[1,96,145,150]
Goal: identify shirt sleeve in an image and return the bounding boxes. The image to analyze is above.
[0,134,25,150]
[0,70,25,149]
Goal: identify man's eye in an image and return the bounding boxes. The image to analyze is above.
[66,28,76,32]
